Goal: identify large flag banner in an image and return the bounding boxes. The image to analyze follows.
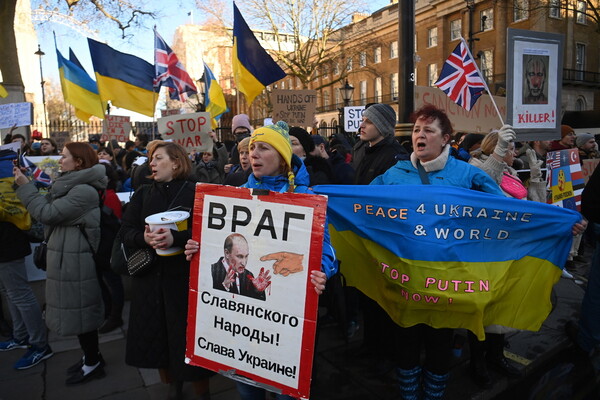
[312,184,580,339]
[546,149,584,211]
[435,39,486,111]
[157,111,212,153]
[88,38,158,117]
[154,29,198,102]
[56,46,105,122]
[186,184,327,399]
[203,63,228,127]
[0,149,31,231]
[233,2,287,105]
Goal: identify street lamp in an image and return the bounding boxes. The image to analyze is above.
[34,44,48,135]
[465,0,487,53]
[337,79,354,139]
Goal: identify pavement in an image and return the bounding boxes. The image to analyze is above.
[1,241,599,400]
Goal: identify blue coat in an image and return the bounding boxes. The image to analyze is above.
[370,156,503,196]
[243,155,338,278]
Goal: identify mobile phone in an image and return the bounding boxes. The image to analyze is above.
[15,149,21,168]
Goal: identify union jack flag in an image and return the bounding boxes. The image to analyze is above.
[435,40,486,111]
[154,29,198,102]
[19,154,52,187]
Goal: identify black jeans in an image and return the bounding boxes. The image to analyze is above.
[396,324,453,375]
[77,330,100,366]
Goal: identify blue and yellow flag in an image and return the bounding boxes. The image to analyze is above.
[0,84,8,98]
[204,63,228,128]
[87,38,158,117]
[55,45,105,122]
[233,2,286,105]
[313,184,580,339]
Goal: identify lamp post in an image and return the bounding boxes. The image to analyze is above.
[337,79,354,140]
[34,44,48,136]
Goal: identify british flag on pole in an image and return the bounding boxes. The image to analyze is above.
[154,29,198,102]
[435,39,486,111]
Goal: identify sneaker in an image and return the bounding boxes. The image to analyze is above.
[0,338,28,352]
[14,345,54,370]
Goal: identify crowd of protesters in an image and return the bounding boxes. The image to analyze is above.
[0,105,599,399]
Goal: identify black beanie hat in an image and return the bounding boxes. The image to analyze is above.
[289,127,315,154]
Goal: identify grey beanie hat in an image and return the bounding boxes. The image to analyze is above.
[576,132,594,148]
[363,103,397,137]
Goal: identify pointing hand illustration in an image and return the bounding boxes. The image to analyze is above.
[260,252,304,276]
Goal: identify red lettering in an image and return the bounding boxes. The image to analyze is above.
[166,120,174,135]
[195,135,202,146]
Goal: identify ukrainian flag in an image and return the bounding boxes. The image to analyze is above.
[204,63,228,128]
[233,2,286,105]
[0,84,8,98]
[313,184,581,339]
[56,46,105,122]
[87,38,158,117]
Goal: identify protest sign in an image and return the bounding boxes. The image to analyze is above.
[50,131,70,151]
[344,106,365,132]
[0,102,32,129]
[161,108,181,117]
[186,184,327,399]
[157,112,212,153]
[272,90,317,126]
[313,184,579,340]
[582,158,600,184]
[101,115,131,143]
[546,149,584,211]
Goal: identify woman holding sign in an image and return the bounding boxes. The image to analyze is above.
[121,142,213,399]
[370,105,504,400]
[185,121,337,400]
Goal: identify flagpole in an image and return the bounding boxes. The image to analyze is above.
[460,38,505,127]
[152,25,158,141]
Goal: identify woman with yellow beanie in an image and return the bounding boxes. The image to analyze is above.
[185,121,337,400]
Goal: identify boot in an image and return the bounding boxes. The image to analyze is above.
[98,304,123,334]
[468,331,492,388]
[396,366,421,400]
[422,369,449,400]
[486,333,522,378]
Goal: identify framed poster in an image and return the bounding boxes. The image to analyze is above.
[186,184,327,399]
[506,28,564,141]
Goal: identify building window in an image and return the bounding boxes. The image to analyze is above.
[576,97,586,111]
[323,90,330,108]
[390,41,398,59]
[334,63,340,75]
[428,27,438,48]
[323,64,329,79]
[347,57,353,71]
[577,1,587,24]
[281,81,285,89]
[335,88,341,106]
[359,81,367,105]
[391,73,398,100]
[513,0,529,22]
[481,8,494,30]
[549,0,561,18]
[374,77,382,103]
[374,47,381,63]
[427,64,438,87]
[360,51,367,68]
[480,50,493,84]
[576,43,586,79]
[288,78,293,88]
[450,19,461,41]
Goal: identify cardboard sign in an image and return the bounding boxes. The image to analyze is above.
[415,86,506,133]
[546,149,584,211]
[582,158,600,184]
[161,108,181,117]
[49,131,70,152]
[186,184,327,399]
[157,112,212,153]
[272,90,317,126]
[344,106,365,132]
[0,102,33,129]
[102,115,131,143]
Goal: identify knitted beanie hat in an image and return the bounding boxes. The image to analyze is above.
[363,103,397,138]
[250,121,293,168]
[576,132,594,148]
[561,125,574,138]
[289,127,315,155]
[232,114,253,135]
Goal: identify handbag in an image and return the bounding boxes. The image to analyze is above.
[126,248,156,276]
[33,226,54,271]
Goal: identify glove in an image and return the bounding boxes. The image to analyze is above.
[494,124,516,158]
[526,148,543,182]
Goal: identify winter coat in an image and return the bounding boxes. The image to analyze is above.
[242,155,338,279]
[194,143,228,184]
[16,164,107,336]
[352,136,409,185]
[121,179,212,380]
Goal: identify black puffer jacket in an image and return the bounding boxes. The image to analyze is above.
[352,136,409,185]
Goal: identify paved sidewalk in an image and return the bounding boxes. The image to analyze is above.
[0,254,598,399]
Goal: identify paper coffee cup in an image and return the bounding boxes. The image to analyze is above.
[145,211,190,256]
